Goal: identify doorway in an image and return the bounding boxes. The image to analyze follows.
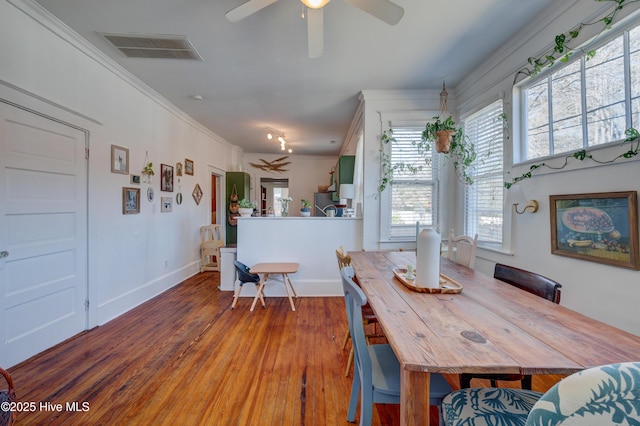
[260,178,288,216]
[209,167,224,226]
[211,174,218,224]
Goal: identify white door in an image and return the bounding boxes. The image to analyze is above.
[0,102,88,368]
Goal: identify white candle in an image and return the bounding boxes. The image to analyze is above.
[416,228,440,288]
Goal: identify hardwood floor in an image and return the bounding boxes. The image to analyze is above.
[6,272,564,425]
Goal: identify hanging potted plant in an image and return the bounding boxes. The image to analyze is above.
[423,115,457,153]
[300,199,312,217]
[141,151,154,184]
[378,124,477,192]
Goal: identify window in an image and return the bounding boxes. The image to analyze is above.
[521,24,640,162]
[385,128,438,239]
[463,100,504,245]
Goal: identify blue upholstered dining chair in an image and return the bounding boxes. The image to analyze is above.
[442,361,640,426]
[340,266,452,426]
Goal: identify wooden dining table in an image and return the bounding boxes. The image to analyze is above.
[348,250,640,426]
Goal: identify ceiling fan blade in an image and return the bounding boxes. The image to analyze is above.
[307,8,324,59]
[343,0,404,25]
[225,0,280,23]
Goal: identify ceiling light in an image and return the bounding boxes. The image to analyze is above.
[267,127,291,152]
[300,0,331,9]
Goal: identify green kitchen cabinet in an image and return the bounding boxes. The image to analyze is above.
[332,155,355,201]
[226,172,250,245]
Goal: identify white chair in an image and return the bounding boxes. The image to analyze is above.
[200,224,223,272]
[446,229,478,268]
[442,362,640,425]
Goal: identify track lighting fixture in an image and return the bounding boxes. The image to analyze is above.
[266,127,292,153]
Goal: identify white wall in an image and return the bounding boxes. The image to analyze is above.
[0,0,238,327]
[242,153,337,212]
[454,1,640,334]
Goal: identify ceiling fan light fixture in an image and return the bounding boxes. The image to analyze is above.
[300,0,331,9]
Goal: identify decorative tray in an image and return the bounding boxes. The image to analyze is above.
[392,269,463,294]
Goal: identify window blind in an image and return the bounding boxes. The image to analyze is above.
[387,128,438,239]
[464,100,504,245]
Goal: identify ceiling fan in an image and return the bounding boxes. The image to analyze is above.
[225,0,404,58]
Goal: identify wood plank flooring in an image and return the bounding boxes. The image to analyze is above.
[6,272,564,425]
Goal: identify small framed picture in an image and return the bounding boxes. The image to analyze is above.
[111,145,129,174]
[192,183,203,205]
[176,192,183,205]
[122,187,140,214]
[147,187,154,202]
[161,164,174,192]
[130,174,141,184]
[185,158,194,176]
[161,196,173,212]
[176,162,183,176]
[550,191,639,270]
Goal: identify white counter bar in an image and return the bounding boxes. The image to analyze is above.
[235,217,363,297]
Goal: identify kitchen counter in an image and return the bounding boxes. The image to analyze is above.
[234,216,363,297]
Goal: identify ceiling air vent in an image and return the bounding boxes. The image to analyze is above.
[99,33,203,60]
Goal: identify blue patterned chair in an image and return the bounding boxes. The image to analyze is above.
[442,362,640,426]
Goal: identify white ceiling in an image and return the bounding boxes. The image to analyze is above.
[35,0,555,155]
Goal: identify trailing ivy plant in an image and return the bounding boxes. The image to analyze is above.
[378,120,478,193]
[505,127,640,189]
[513,0,638,84]
[378,129,426,193]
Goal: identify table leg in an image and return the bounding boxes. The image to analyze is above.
[281,273,296,311]
[400,369,431,426]
[250,280,267,311]
[285,273,297,298]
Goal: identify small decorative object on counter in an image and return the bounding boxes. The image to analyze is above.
[300,199,312,217]
[279,196,292,217]
[238,198,255,217]
[416,228,441,288]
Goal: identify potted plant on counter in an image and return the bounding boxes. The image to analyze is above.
[238,198,255,217]
[300,199,312,217]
